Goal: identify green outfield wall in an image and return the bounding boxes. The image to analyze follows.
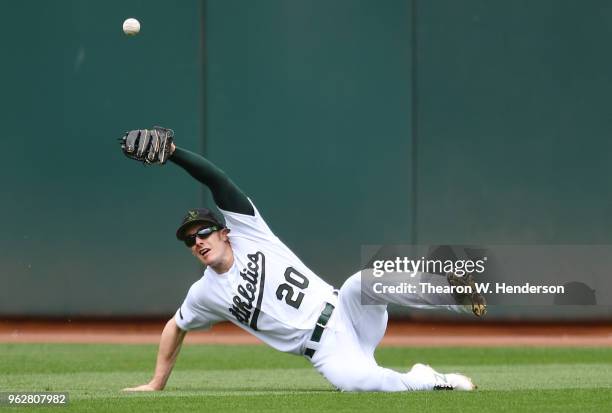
[1,0,610,318]
[0,0,205,316]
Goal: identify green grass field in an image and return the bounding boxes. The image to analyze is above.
[1,344,611,412]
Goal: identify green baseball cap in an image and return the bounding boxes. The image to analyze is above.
[176,208,225,241]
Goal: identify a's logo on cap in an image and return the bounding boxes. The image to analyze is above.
[187,210,199,221]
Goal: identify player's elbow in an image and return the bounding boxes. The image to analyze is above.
[166,317,178,329]
[164,317,187,337]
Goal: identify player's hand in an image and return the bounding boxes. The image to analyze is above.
[122,383,161,392]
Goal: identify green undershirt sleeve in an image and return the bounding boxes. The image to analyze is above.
[169,146,255,216]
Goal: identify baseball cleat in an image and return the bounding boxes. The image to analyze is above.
[444,373,476,391]
[410,363,476,391]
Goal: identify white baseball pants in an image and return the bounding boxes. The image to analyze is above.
[308,271,466,391]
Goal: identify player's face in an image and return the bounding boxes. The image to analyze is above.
[185,224,232,269]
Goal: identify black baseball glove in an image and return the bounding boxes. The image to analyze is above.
[120,126,174,165]
[446,272,487,317]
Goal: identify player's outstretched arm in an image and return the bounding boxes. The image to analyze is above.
[169,145,255,216]
[119,128,254,216]
[123,318,187,392]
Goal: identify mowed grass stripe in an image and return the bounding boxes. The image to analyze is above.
[0,368,332,398]
[1,345,611,413]
[0,343,311,374]
[1,363,610,399]
[2,344,611,374]
[4,389,611,413]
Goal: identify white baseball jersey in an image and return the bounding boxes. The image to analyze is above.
[174,199,337,355]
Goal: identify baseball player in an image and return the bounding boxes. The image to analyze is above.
[120,127,484,392]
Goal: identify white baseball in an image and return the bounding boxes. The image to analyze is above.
[123,18,141,36]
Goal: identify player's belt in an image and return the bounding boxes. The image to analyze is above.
[304,293,337,359]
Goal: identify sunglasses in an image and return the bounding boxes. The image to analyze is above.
[184,226,221,248]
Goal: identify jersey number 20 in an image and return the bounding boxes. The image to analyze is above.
[275,267,309,309]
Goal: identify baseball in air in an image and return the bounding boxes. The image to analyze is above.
[123,18,141,36]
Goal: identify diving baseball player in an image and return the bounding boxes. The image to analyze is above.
[120,127,484,392]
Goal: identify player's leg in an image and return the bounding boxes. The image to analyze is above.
[310,308,474,391]
[309,318,420,391]
[337,271,388,360]
[337,270,469,361]
[360,268,473,314]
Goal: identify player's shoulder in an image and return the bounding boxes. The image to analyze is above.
[185,273,210,295]
[218,198,278,241]
[217,197,261,220]
[183,272,221,309]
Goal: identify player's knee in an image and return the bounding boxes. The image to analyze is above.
[340,272,362,295]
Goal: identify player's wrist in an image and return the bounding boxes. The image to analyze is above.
[148,378,166,391]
